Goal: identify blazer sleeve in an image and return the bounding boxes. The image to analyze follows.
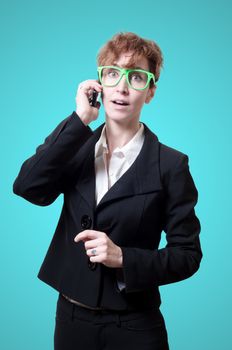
[120,153,202,293]
[13,112,93,206]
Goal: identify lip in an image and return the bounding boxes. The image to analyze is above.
[111,101,129,109]
[111,100,130,108]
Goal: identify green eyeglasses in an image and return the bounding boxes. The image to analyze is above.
[97,66,156,90]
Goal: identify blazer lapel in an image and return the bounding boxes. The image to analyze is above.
[97,123,163,208]
[75,124,104,209]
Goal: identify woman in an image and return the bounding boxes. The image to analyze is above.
[13,32,202,350]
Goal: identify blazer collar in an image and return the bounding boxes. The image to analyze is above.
[75,122,163,210]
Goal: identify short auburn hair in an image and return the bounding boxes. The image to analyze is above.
[97,32,163,85]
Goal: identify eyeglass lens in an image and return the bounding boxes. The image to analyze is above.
[101,67,149,89]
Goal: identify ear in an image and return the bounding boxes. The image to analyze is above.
[145,85,156,104]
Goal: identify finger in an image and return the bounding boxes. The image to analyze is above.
[74,230,103,243]
[74,230,97,243]
[78,86,96,95]
[84,238,103,250]
[86,246,105,257]
[78,81,102,94]
[89,253,106,263]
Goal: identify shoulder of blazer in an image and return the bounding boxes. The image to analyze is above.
[160,142,188,167]
[159,142,189,188]
[143,123,189,180]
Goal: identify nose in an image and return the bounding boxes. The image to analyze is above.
[116,74,129,94]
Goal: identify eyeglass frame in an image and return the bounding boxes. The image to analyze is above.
[97,65,156,91]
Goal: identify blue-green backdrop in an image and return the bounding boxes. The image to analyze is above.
[1,0,231,349]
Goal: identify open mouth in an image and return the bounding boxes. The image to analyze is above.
[112,100,129,106]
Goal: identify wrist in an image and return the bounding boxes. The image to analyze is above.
[75,111,91,126]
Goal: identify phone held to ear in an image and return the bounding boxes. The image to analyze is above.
[89,89,99,107]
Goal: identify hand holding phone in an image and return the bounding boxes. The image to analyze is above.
[75,80,102,125]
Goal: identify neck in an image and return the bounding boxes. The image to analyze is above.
[104,116,140,155]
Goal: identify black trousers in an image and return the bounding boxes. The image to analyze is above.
[54,293,169,350]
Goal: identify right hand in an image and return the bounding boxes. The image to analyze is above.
[75,80,103,125]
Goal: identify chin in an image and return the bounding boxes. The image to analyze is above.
[105,112,132,123]
[104,107,135,122]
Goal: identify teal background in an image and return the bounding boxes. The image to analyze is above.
[1,0,231,349]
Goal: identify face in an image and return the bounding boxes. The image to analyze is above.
[101,52,156,124]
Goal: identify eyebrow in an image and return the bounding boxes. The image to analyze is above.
[112,63,146,70]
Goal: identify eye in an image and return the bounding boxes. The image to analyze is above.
[103,68,119,78]
[108,69,119,78]
[131,72,144,81]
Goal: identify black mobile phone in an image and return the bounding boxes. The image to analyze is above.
[89,89,98,107]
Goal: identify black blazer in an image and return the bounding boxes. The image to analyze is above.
[13,112,202,311]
